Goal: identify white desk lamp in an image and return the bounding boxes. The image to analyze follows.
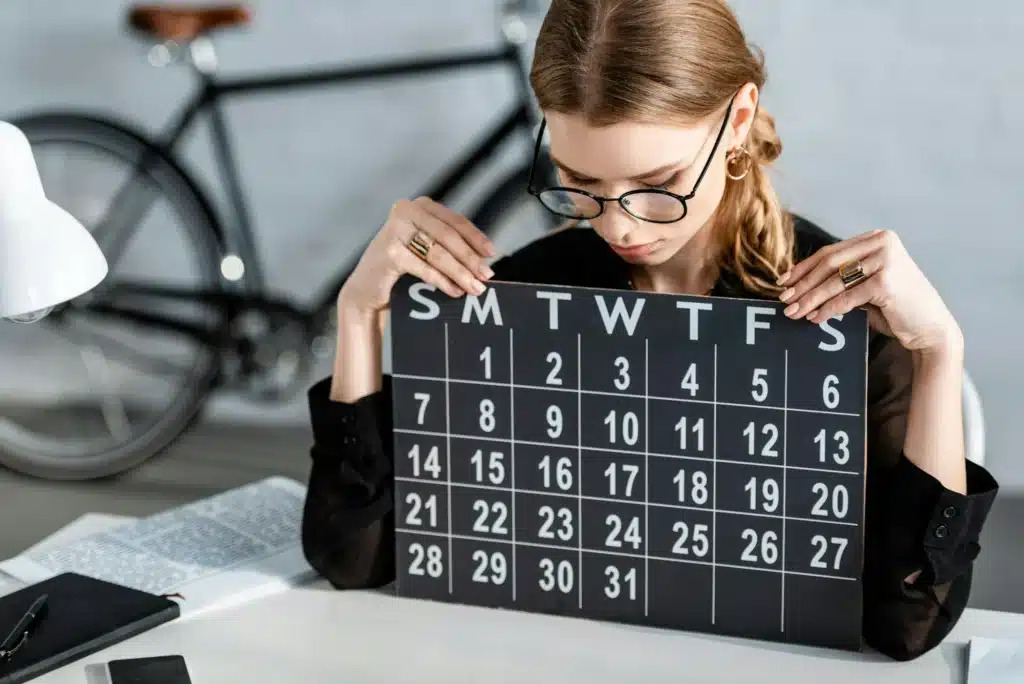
[0,120,107,322]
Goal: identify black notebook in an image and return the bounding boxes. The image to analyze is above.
[0,572,180,684]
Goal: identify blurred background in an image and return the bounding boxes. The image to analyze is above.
[0,0,1020,612]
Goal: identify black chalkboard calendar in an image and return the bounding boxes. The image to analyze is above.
[388,274,869,652]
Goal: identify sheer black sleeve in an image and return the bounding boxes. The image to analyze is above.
[300,374,397,589]
[861,332,998,660]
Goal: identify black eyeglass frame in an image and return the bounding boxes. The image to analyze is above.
[526,98,736,224]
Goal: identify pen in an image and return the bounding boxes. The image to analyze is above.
[0,594,48,663]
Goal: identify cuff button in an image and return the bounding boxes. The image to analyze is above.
[935,524,949,538]
[943,505,957,518]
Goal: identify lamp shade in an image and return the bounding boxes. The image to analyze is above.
[0,120,107,320]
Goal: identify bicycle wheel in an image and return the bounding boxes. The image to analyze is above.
[469,162,562,257]
[0,112,225,480]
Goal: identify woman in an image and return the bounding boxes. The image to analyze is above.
[300,0,998,662]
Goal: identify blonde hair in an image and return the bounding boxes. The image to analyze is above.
[529,0,794,295]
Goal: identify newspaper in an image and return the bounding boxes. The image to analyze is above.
[0,476,316,618]
[0,513,146,600]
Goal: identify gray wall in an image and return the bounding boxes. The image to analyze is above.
[2,1,1021,490]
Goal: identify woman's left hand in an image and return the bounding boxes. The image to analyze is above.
[776,229,962,355]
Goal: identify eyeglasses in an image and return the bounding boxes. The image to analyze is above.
[526,98,734,224]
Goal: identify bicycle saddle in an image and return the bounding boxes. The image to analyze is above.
[127,4,251,41]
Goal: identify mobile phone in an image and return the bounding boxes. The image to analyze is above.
[104,655,192,684]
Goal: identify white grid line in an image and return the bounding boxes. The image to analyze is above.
[394,428,860,477]
[391,372,860,417]
[577,332,583,610]
[396,477,856,526]
[509,328,516,600]
[394,528,856,582]
[712,343,717,624]
[644,338,650,616]
[444,323,453,595]
[781,349,788,633]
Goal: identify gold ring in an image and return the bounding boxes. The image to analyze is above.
[407,230,434,260]
[838,259,866,288]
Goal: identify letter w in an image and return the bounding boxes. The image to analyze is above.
[595,295,645,336]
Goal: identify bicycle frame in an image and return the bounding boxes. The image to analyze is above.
[157,40,538,317]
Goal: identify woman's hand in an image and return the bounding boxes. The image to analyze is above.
[776,229,962,355]
[338,196,497,315]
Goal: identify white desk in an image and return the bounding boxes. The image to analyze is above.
[30,579,1024,683]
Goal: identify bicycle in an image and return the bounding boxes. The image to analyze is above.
[0,1,559,480]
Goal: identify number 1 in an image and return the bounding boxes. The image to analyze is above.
[479,346,491,379]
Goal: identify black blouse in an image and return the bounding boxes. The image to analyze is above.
[299,214,999,661]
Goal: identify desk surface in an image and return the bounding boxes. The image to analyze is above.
[31,579,1024,683]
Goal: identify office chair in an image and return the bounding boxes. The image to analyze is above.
[963,370,986,466]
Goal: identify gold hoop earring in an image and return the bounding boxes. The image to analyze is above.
[726,146,752,181]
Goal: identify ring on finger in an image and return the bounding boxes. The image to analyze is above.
[407,229,434,261]
[838,259,867,289]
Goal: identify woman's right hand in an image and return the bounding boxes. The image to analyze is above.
[338,196,498,315]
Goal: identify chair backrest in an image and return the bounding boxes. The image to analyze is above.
[963,369,986,466]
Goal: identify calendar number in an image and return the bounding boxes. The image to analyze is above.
[539,454,573,490]
[404,492,438,527]
[751,368,769,402]
[471,449,506,484]
[614,356,631,390]
[479,399,496,432]
[814,428,851,465]
[539,558,574,593]
[479,346,491,379]
[672,468,709,505]
[680,362,699,396]
[408,542,443,578]
[414,392,431,424]
[672,521,710,557]
[471,549,508,584]
[810,535,849,570]
[605,514,642,549]
[740,529,778,564]
[407,444,441,479]
[604,409,640,446]
[472,500,509,534]
[546,351,563,385]
[604,565,637,600]
[811,482,849,519]
[538,505,574,541]
[744,476,780,513]
[674,415,706,451]
[822,374,840,409]
[743,421,779,458]
[604,462,640,497]
[546,405,563,438]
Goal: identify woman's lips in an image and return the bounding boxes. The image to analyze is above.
[610,240,660,257]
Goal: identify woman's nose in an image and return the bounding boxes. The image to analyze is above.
[593,201,640,244]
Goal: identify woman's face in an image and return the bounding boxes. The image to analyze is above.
[542,85,758,266]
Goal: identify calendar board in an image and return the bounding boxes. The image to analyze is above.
[388,276,869,651]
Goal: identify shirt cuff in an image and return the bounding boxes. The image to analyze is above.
[306,375,392,489]
[307,375,386,449]
[886,453,999,586]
